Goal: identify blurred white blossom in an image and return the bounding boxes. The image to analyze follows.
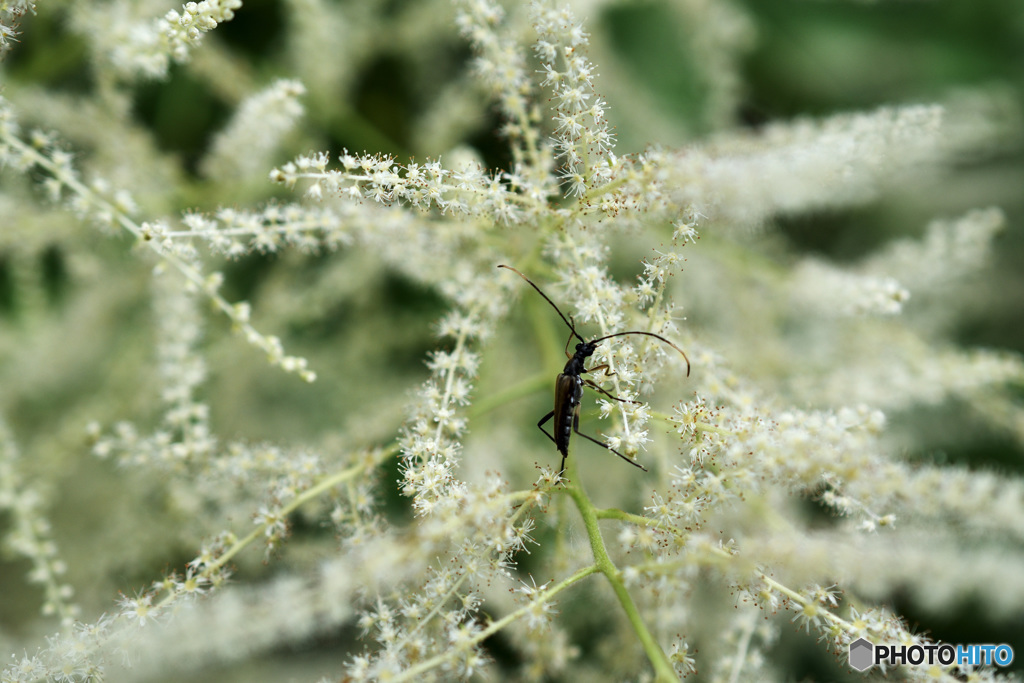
[0,1,1021,682]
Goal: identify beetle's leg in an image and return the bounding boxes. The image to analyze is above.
[583,379,639,404]
[581,364,639,404]
[537,410,557,445]
[537,410,567,476]
[583,363,615,378]
[571,423,648,472]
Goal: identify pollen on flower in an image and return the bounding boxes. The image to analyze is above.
[118,592,156,626]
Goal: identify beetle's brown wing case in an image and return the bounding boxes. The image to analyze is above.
[553,373,578,456]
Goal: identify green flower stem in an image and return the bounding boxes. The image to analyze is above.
[563,454,680,683]
[596,507,657,528]
[696,422,737,438]
[579,174,629,207]
[468,371,549,418]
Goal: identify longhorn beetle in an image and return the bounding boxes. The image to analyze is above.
[498,265,690,475]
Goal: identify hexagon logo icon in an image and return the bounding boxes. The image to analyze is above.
[849,638,874,671]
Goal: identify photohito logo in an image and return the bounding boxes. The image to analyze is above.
[849,638,1015,672]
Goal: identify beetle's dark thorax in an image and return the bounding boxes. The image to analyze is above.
[563,341,597,375]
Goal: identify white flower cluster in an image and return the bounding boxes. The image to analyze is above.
[343,481,537,681]
[872,208,1005,293]
[455,0,527,123]
[1,1,1022,682]
[271,150,530,224]
[201,79,307,181]
[0,0,33,55]
[634,212,701,308]
[790,259,910,317]
[455,0,547,182]
[163,0,241,44]
[86,277,345,563]
[329,262,551,680]
[1,100,318,382]
[0,419,78,627]
[533,3,615,197]
[398,298,498,512]
[623,369,1024,680]
[788,208,1003,322]
[92,0,242,79]
[597,105,945,227]
[174,203,353,257]
[866,207,1006,332]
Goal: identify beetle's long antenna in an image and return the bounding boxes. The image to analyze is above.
[498,264,585,343]
[590,330,691,377]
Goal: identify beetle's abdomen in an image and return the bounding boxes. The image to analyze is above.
[553,373,582,456]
